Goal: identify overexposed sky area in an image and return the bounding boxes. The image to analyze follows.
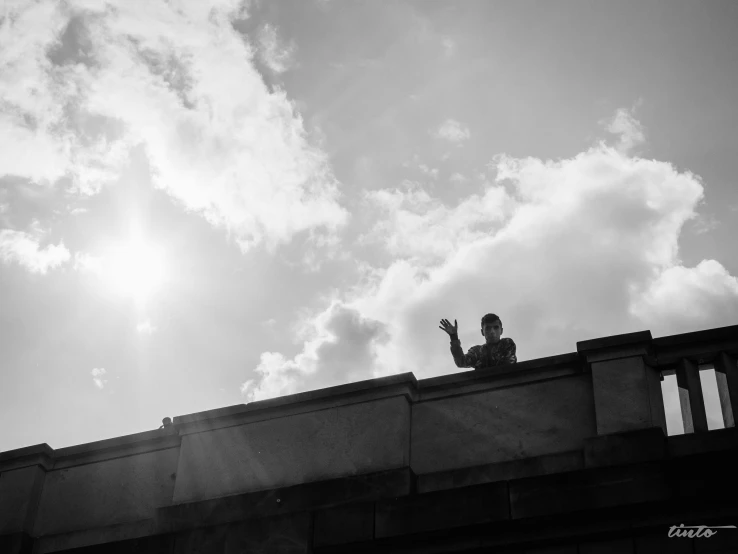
[1,0,737,452]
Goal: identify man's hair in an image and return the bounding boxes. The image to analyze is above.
[481,313,502,328]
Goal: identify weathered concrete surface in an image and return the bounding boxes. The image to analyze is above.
[0,465,45,535]
[172,396,411,504]
[33,447,179,536]
[417,449,583,493]
[411,374,595,474]
[591,357,662,435]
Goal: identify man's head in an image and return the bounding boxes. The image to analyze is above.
[480,313,503,344]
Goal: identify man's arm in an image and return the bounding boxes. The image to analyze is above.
[439,318,480,368]
[502,338,517,364]
[449,332,480,368]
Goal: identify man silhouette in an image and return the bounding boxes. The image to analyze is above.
[439,313,517,369]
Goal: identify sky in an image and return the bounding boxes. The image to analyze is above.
[1,0,737,453]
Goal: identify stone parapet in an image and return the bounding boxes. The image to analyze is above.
[0,324,736,553]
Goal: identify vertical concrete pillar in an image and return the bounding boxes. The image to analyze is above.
[713,351,737,429]
[674,358,708,433]
[0,444,51,554]
[577,331,666,436]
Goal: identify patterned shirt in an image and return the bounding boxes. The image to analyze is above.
[449,336,517,369]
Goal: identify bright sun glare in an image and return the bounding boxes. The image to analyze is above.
[103,238,166,304]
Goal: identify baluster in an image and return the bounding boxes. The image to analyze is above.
[675,358,709,433]
[713,352,737,429]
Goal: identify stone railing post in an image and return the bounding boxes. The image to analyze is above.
[577,330,666,436]
[674,358,708,433]
[713,351,737,429]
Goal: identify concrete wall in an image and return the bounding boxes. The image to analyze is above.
[412,373,596,474]
[172,395,411,504]
[0,465,45,535]
[33,447,180,536]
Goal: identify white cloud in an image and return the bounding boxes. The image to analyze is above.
[433,118,470,144]
[0,0,348,262]
[418,164,439,179]
[357,180,512,266]
[0,227,70,274]
[256,23,296,74]
[241,300,390,401]
[449,172,467,184]
[73,251,103,275]
[604,107,645,154]
[136,320,157,334]
[242,111,738,402]
[630,260,738,335]
[91,367,107,389]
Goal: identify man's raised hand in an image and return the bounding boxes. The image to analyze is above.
[439,318,458,336]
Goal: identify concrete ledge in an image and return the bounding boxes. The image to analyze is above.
[417,450,584,493]
[667,426,738,458]
[652,324,738,349]
[157,467,416,534]
[52,435,181,471]
[417,352,582,392]
[32,518,159,554]
[577,331,653,364]
[584,427,667,469]
[509,462,671,519]
[174,373,419,429]
[170,512,311,554]
[652,324,738,365]
[0,444,54,473]
[313,501,374,548]
[374,481,509,539]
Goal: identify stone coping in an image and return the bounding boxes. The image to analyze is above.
[0,358,583,464]
[0,429,180,473]
[417,351,582,392]
[577,330,653,354]
[577,324,738,367]
[652,323,738,348]
[0,443,54,472]
[652,324,738,366]
[174,372,419,426]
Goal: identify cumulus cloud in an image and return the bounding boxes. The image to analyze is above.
[242,300,391,400]
[630,260,738,335]
[256,23,296,74]
[0,226,70,274]
[357,179,513,266]
[91,367,107,389]
[0,0,348,262]
[433,118,470,144]
[242,110,738,402]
